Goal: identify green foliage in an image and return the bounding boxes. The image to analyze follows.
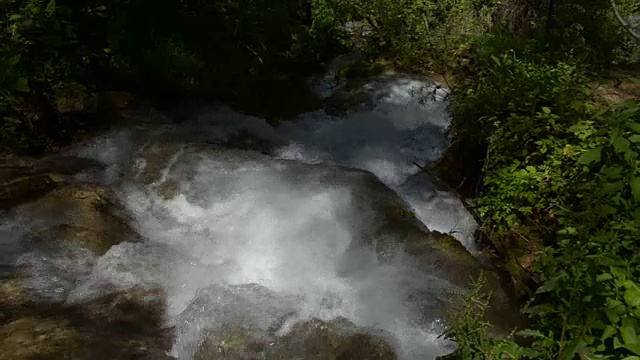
[527,101,640,359]
[440,275,534,359]
[326,0,498,74]
[0,0,350,150]
[543,0,640,67]
[449,35,640,357]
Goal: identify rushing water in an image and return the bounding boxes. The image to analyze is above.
[4,73,480,359]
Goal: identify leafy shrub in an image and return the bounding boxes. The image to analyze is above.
[448,42,640,358]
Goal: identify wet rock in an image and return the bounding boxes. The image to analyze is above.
[29,155,105,176]
[268,317,397,360]
[173,284,297,359]
[337,169,525,337]
[192,317,397,360]
[0,277,27,325]
[194,326,269,360]
[324,85,369,116]
[222,130,274,154]
[73,286,168,336]
[132,139,185,186]
[0,317,82,360]
[17,184,138,256]
[404,231,525,337]
[0,286,174,360]
[0,175,58,209]
[0,155,106,209]
[156,180,180,200]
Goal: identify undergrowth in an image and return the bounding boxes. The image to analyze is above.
[442,32,640,359]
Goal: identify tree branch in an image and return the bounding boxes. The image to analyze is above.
[609,0,640,41]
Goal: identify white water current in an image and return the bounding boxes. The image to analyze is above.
[2,74,480,359]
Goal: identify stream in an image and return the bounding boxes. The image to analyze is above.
[1,74,491,359]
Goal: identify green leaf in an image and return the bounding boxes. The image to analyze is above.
[624,344,640,355]
[602,325,617,341]
[622,356,640,360]
[613,137,631,154]
[517,329,546,338]
[620,106,640,119]
[605,308,620,324]
[621,319,638,345]
[8,14,22,21]
[627,122,640,133]
[578,147,602,164]
[602,166,624,179]
[597,273,613,282]
[630,135,640,143]
[524,304,556,316]
[542,106,551,114]
[557,338,582,360]
[14,77,30,92]
[8,54,21,66]
[536,272,567,294]
[45,0,56,15]
[631,177,640,202]
[625,282,640,307]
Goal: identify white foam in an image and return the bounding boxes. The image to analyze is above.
[10,73,475,359]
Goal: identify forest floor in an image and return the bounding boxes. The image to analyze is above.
[593,63,640,104]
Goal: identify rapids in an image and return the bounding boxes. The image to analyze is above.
[3,73,482,359]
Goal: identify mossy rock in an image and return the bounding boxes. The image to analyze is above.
[0,317,82,360]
